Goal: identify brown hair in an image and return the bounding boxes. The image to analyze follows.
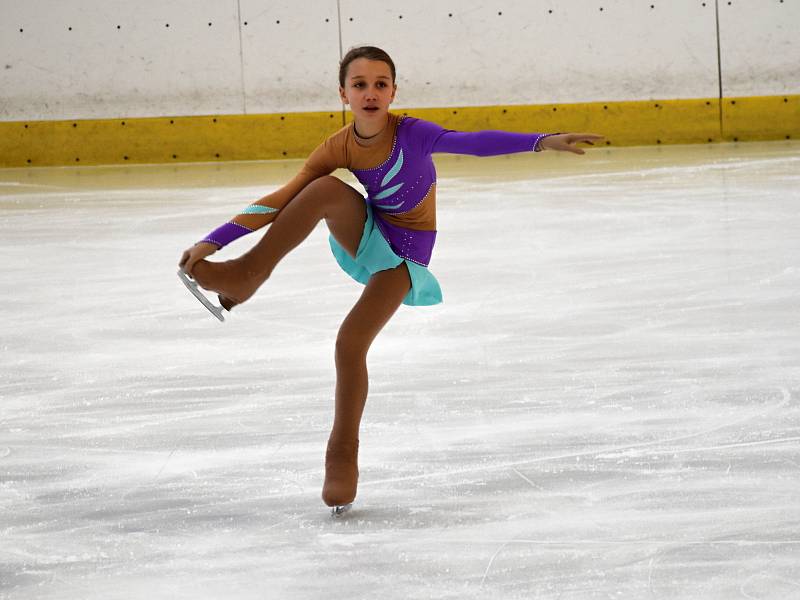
[339,46,396,87]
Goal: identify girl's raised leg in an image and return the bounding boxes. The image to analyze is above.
[192,175,366,304]
[322,262,412,507]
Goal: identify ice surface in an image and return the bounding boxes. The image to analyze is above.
[1,141,799,599]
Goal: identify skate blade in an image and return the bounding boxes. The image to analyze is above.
[331,504,352,518]
[177,269,225,322]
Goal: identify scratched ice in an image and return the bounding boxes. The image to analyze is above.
[1,141,799,599]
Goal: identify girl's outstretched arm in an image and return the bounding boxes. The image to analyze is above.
[431,129,558,156]
[428,125,603,157]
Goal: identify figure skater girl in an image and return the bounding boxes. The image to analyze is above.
[179,46,602,512]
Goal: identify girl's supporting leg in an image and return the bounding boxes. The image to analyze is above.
[322,262,412,507]
[192,175,366,303]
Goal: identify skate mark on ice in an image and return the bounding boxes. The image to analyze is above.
[480,540,511,587]
[480,537,800,592]
[119,436,187,504]
[510,467,543,490]
[740,573,800,600]
[362,387,793,488]
[152,439,185,481]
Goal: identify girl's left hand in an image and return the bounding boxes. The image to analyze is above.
[179,241,218,277]
[540,133,604,155]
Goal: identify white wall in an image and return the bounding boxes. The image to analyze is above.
[341,0,721,107]
[1,1,246,118]
[718,0,800,96]
[1,0,797,121]
[241,0,340,114]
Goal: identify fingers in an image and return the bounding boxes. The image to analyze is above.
[570,134,604,145]
[560,138,585,154]
[574,133,604,141]
[184,255,199,277]
[179,247,200,276]
[562,133,603,154]
[179,242,218,277]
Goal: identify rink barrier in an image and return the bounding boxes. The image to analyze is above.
[0,94,797,168]
[721,95,800,142]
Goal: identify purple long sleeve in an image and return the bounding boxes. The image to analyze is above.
[431,130,557,156]
[200,221,253,248]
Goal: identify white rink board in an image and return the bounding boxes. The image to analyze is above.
[239,0,342,114]
[340,0,720,106]
[0,0,798,121]
[0,1,244,120]
[718,0,800,96]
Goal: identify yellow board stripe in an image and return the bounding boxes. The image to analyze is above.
[0,95,797,168]
[0,112,344,168]
[721,95,800,142]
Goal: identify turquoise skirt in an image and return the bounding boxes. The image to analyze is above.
[329,202,442,306]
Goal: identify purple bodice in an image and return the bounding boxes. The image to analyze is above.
[351,119,439,266]
[352,121,437,215]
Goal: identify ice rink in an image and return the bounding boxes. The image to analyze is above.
[2,141,799,599]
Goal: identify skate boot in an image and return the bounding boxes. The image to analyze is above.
[322,437,359,515]
[191,257,263,306]
[218,294,239,311]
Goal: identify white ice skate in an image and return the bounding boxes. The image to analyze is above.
[177,269,225,322]
[331,503,352,518]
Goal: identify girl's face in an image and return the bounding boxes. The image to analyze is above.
[339,58,396,123]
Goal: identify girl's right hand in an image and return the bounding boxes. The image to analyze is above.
[539,133,604,154]
[179,242,218,277]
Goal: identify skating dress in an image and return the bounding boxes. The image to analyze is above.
[200,113,555,306]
